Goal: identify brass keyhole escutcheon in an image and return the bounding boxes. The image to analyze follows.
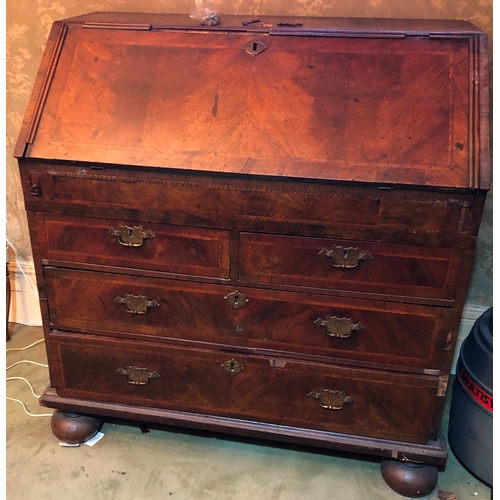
[224,291,249,309]
[243,39,268,56]
[221,359,244,376]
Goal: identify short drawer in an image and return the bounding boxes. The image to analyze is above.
[36,214,230,278]
[239,232,462,300]
[45,267,450,372]
[50,332,438,444]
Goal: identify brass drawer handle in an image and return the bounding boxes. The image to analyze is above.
[308,389,356,410]
[117,365,160,385]
[319,245,371,269]
[221,359,244,376]
[108,224,155,247]
[115,294,159,314]
[314,315,364,339]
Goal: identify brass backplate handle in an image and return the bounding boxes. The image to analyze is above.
[115,294,160,314]
[117,365,160,385]
[108,224,155,247]
[221,359,244,376]
[224,291,249,309]
[314,315,364,339]
[308,389,356,410]
[319,245,372,269]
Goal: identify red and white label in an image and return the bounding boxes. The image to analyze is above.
[459,366,493,413]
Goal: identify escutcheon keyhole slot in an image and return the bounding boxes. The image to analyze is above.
[243,39,268,57]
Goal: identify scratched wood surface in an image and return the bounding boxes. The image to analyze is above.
[15,14,491,474]
[49,331,438,444]
[43,267,451,372]
[20,21,482,188]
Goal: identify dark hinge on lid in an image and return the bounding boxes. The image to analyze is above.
[83,22,152,31]
[269,29,405,38]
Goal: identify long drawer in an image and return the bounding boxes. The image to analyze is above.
[49,332,438,444]
[32,166,444,231]
[44,267,450,372]
[36,213,230,279]
[23,164,478,247]
[239,232,462,300]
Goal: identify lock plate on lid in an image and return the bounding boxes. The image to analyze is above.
[243,39,268,56]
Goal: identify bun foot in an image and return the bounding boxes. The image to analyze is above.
[381,460,438,498]
[51,411,102,444]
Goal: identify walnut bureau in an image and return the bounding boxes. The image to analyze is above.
[15,12,490,497]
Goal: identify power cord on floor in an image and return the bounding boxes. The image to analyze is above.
[6,238,39,298]
[6,376,43,398]
[6,337,52,418]
[6,397,53,417]
[7,359,48,370]
[6,338,45,352]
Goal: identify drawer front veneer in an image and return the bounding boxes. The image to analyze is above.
[45,267,449,371]
[36,214,230,279]
[50,332,438,444]
[240,233,462,300]
[23,164,478,244]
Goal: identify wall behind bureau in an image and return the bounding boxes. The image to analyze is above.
[6,0,492,332]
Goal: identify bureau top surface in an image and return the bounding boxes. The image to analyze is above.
[16,13,490,190]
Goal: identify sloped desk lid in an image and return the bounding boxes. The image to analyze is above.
[16,13,490,189]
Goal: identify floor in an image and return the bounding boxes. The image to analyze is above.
[6,323,492,500]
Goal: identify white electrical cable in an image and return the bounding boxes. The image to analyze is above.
[6,355,51,417]
[6,376,43,398]
[6,338,45,352]
[4,266,50,416]
[6,359,48,370]
[6,397,53,417]
[6,237,39,298]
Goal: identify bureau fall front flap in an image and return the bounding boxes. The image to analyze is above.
[15,14,489,189]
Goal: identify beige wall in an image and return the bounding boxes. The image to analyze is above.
[6,0,493,308]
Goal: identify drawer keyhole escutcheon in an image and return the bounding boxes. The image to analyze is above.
[319,245,372,269]
[308,389,356,410]
[117,365,160,385]
[108,224,155,247]
[221,359,244,376]
[224,291,249,309]
[243,39,267,56]
[314,315,364,339]
[115,294,160,314]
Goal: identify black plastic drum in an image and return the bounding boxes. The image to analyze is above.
[448,307,493,486]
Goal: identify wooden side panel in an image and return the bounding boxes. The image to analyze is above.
[240,233,462,300]
[50,332,438,444]
[44,267,450,371]
[36,213,230,279]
